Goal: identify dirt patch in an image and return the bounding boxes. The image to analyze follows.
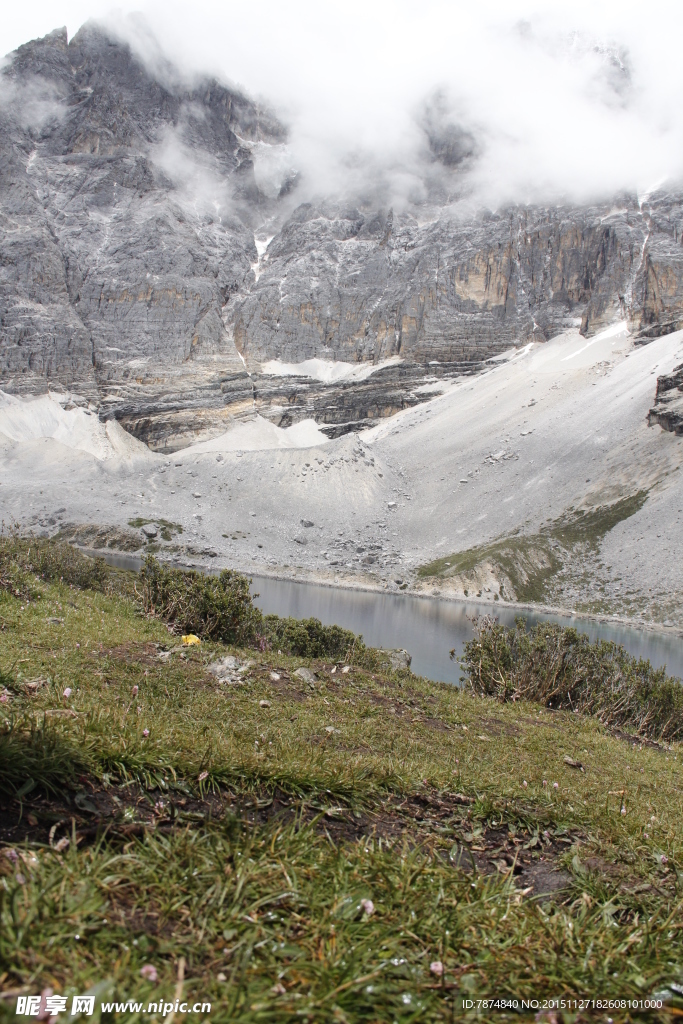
[609,727,663,750]
[518,861,573,896]
[422,718,451,731]
[0,783,580,899]
[266,680,308,702]
[476,716,522,737]
[91,642,168,668]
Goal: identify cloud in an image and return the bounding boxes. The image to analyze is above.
[2,0,683,209]
[0,71,67,134]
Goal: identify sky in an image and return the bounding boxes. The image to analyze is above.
[2,0,683,208]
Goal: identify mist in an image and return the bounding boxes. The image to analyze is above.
[3,0,683,210]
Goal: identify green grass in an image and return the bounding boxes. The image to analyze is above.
[0,539,681,1022]
[417,535,562,603]
[417,492,649,606]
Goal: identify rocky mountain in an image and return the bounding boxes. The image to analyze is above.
[2,24,683,450]
[649,362,683,434]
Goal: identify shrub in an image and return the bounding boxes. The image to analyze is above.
[0,533,116,597]
[461,617,683,741]
[262,615,364,661]
[139,556,262,645]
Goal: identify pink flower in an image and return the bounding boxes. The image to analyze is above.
[661,855,669,864]
[522,780,528,788]
[360,899,374,916]
[542,780,547,787]
[63,687,72,698]
[430,961,444,976]
[553,782,559,790]
[132,685,139,696]
[142,728,150,738]
[140,964,157,982]
[36,988,54,1021]
[621,807,626,815]
[198,771,208,781]
[0,694,8,704]
[5,849,18,863]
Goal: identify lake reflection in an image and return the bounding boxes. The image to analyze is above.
[251,576,683,686]
[76,549,683,686]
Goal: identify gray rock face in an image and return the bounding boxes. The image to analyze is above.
[648,363,683,434]
[231,197,683,367]
[3,25,683,449]
[0,24,279,433]
[230,201,627,366]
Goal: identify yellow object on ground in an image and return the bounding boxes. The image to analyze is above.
[181,634,201,645]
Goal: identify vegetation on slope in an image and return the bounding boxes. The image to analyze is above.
[417,492,649,605]
[461,619,683,742]
[0,536,681,1022]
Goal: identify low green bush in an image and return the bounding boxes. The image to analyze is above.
[139,557,261,646]
[461,617,683,741]
[2,535,376,665]
[0,533,118,598]
[262,614,364,661]
[139,557,370,661]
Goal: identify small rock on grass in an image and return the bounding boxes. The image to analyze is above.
[381,648,412,671]
[208,655,240,676]
[294,667,317,684]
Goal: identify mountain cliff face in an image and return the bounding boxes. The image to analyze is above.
[2,25,683,449]
[0,24,279,446]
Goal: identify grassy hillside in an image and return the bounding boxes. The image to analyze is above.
[0,539,681,1023]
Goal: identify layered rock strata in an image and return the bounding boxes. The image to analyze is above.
[3,26,683,448]
[648,363,683,434]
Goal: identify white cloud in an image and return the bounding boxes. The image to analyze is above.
[2,0,683,208]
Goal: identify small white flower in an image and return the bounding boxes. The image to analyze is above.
[360,898,374,916]
[430,960,444,976]
[63,687,72,698]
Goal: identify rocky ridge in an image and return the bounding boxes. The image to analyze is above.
[2,26,683,449]
[648,362,683,434]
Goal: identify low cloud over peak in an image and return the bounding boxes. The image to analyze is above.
[2,1,683,210]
